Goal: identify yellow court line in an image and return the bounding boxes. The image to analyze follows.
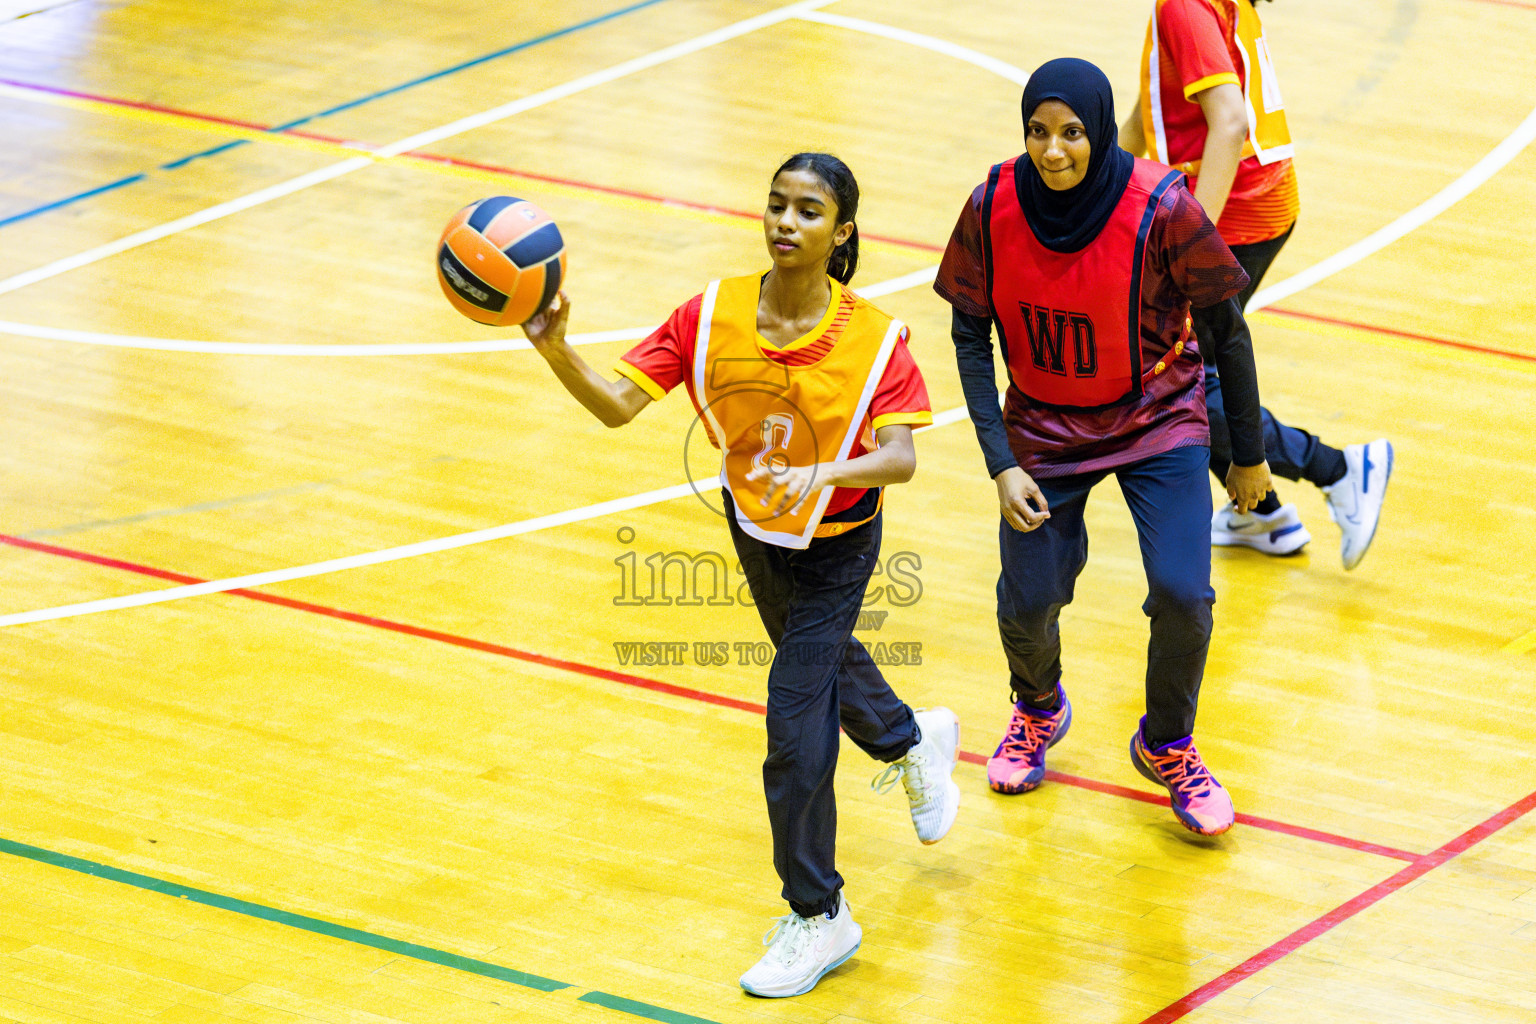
[3,83,940,258]
[0,84,358,160]
[1503,629,1536,654]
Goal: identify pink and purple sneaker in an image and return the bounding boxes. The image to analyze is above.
[1130,721,1235,835]
[986,686,1071,794]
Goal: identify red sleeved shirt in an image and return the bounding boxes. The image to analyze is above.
[1149,0,1299,244]
[615,282,932,514]
[934,175,1248,477]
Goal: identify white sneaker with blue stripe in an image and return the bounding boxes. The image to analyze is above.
[1323,439,1394,570]
[1211,501,1311,555]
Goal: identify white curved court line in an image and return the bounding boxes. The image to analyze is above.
[0,0,836,302]
[5,14,1533,627]
[8,14,1530,354]
[794,11,1031,86]
[0,268,940,354]
[0,321,651,355]
[1249,100,1536,311]
[0,410,970,627]
[0,483,696,627]
[8,92,1531,351]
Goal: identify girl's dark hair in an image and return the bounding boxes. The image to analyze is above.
[773,152,860,284]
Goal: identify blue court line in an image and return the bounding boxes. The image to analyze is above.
[0,173,149,227]
[0,0,672,229]
[1,836,727,1023]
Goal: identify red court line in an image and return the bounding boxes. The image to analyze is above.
[0,79,348,144]
[955,751,1418,862]
[0,79,942,255]
[1142,788,1536,1023]
[11,76,1536,355]
[13,77,1531,362]
[1052,769,1425,862]
[4,533,1419,863]
[1467,0,1536,9]
[400,151,940,254]
[12,532,1522,1020]
[0,534,766,716]
[1263,306,1536,365]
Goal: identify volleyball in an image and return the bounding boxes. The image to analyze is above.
[436,196,566,326]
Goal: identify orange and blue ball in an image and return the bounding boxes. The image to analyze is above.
[437,196,566,326]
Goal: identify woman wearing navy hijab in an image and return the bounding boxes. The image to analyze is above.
[935,57,1271,835]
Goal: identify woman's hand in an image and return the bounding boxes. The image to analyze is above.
[747,462,824,517]
[514,291,652,427]
[1225,460,1273,514]
[996,466,1050,532]
[520,291,571,355]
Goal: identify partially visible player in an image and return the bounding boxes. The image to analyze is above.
[1121,0,1392,569]
[520,153,959,998]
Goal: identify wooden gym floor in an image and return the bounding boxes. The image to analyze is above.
[2,1,1534,1021]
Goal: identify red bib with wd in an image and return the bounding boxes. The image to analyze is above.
[980,157,1183,410]
[692,274,902,549]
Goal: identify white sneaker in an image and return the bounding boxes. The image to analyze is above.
[1210,502,1311,555]
[739,898,862,998]
[1322,439,1393,570]
[872,707,960,845]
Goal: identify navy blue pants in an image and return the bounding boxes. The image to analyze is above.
[1206,224,1345,487]
[1206,369,1333,483]
[997,445,1215,747]
[727,496,917,918]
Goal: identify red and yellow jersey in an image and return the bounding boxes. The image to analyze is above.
[615,276,932,539]
[1139,0,1299,245]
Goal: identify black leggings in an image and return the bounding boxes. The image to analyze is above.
[1206,224,1346,489]
[726,494,917,918]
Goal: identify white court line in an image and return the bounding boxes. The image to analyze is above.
[795,10,1030,86]
[0,321,651,355]
[0,158,376,298]
[1249,100,1536,311]
[0,483,695,627]
[0,409,970,627]
[0,2,957,356]
[0,0,77,19]
[0,0,836,300]
[5,15,1533,626]
[807,8,1536,316]
[0,269,938,356]
[858,265,940,299]
[5,16,1533,353]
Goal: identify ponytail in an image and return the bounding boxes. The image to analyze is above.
[827,224,860,284]
[772,152,861,284]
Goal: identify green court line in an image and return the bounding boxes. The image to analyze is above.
[2,836,731,1021]
[579,991,726,1024]
[0,837,570,992]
